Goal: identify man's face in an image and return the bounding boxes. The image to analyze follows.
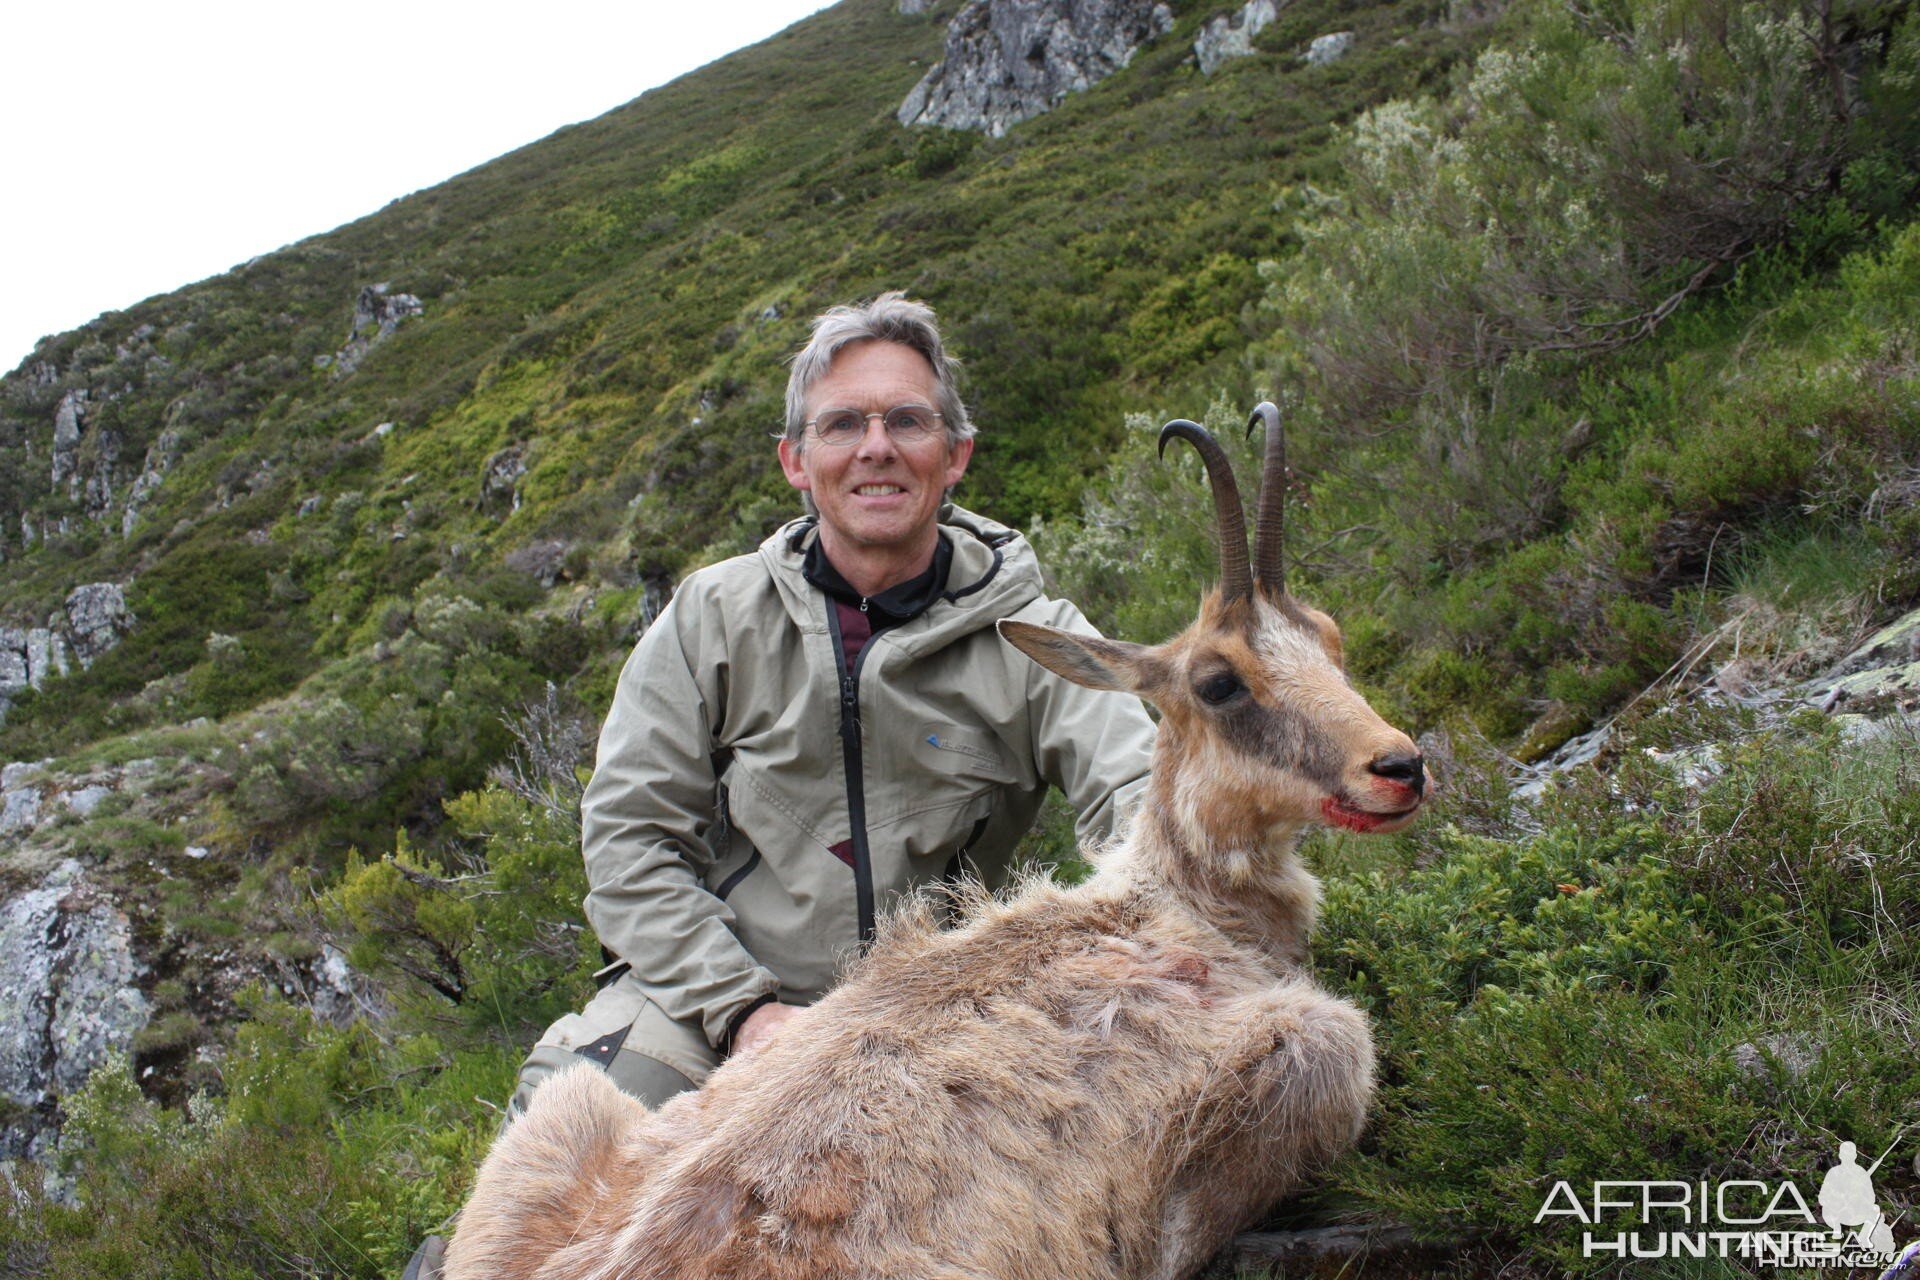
[778,339,973,560]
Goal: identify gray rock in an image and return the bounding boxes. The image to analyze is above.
[1835,712,1919,747]
[0,588,130,725]
[1642,743,1723,790]
[24,628,70,688]
[122,428,184,536]
[1802,605,1920,710]
[307,944,383,1025]
[1,761,50,790]
[1730,1033,1821,1081]
[49,390,86,494]
[63,785,114,818]
[64,583,132,665]
[332,284,424,376]
[296,494,324,517]
[1512,724,1613,802]
[0,786,41,834]
[506,538,571,588]
[0,637,28,697]
[898,0,936,10]
[1194,0,1279,74]
[1304,30,1352,64]
[482,444,527,508]
[81,426,122,521]
[0,862,149,1117]
[898,0,1176,136]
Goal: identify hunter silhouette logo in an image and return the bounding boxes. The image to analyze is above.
[1534,1137,1912,1267]
[1820,1141,1899,1257]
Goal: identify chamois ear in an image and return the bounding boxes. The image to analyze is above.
[998,619,1155,693]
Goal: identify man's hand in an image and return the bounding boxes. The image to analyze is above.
[732,1002,801,1057]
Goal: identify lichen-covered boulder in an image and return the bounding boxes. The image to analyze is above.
[1194,0,1278,74]
[0,861,150,1154]
[898,0,1175,136]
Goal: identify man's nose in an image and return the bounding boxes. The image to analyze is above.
[854,415,897,460]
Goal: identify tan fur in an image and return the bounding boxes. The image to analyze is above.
[445,590,1420,1280]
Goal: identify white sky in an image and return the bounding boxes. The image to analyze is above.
[0,1,835,373]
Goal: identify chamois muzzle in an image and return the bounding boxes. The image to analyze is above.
[1366,751,1426,795]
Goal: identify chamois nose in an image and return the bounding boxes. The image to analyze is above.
[1367,751,1425,794]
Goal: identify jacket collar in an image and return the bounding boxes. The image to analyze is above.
[760,504,1040,648]
[801,533,953,626]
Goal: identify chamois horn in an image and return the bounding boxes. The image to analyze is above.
[1158,418,1251,601]
[1247,401,1287,596]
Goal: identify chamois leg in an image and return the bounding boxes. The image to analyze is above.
[1147,983,1374,1280]
[444,1063,654,1280]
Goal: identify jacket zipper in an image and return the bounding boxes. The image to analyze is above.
[825,602,878,947]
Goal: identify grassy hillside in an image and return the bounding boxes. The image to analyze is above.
[1,0,1917,1272]
[0,0,1473,764]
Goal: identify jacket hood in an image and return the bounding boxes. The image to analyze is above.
[757,504,1046,655]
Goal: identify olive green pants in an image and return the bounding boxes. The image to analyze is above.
[509,973,723,1119]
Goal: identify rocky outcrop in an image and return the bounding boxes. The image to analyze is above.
[48,390,87,496]
[1304,30,1353,65]
[1513,603,1920,805]
[506,538,572,587]
[1,761,48,835]
[122,427,185,536]
[1194,0,1279,73]
[327,283,424,376]
[1804,607,1920,710]
[0,861,151,1158]
[0,583,134,725]
[482,444,528,510]
[63,583,133,665]
[898,0,1175,136]
[82,426,121,519]
[898,0,937,11]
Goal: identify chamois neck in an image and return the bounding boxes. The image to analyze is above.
[1116,797,1323,970]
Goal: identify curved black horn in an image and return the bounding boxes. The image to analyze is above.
[1246,401,1286,596]
[1158,418,1251,601]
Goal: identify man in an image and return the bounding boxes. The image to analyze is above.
[409,291,1156,1280]
[512,291,1157,1108]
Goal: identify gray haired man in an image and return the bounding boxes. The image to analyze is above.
[406,291,1156,1279]
[521,290,1158,1108]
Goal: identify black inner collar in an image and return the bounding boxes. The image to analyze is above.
[803,533,953,627]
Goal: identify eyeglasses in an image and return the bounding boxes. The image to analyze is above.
[803,404,944,448]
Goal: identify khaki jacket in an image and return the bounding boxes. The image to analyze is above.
[580,506,1157,1048]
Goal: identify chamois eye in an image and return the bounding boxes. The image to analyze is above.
[1196,672,1243,705]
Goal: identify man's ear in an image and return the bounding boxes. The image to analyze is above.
[998,620,1155,692]
[942,435,974,490]
[777,436,811,492]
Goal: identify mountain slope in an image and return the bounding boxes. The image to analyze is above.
[0,0,1472,767]
[1,0,1916,1272]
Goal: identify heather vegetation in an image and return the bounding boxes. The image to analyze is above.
[2,0,1917,1273]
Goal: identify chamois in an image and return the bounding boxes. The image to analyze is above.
[444,403,1426,1280]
